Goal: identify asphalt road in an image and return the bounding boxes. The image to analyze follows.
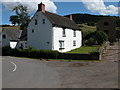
[2,56,61,88]
[2,41,119,88]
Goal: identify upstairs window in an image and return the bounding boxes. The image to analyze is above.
[73,30,76,37]
[32,29,34,33]
[35,19,37,25]
[104,22,109,26]
[2,34,6,39]
[62,29,66,37]
[73,40,76,46]
[43,19,45,24]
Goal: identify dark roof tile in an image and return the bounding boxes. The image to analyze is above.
[44,11,80,30]
[2,28,22,41]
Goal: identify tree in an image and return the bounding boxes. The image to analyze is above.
[10,15,20,25]
[116,28,120,40]
[83,31,108,46]
[95,31,108,45]
[9,4,30,30]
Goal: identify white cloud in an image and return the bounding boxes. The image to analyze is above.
[82,0,119,15]
[0,0,57,13]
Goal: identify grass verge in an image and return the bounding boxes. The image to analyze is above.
[67,46,100,54]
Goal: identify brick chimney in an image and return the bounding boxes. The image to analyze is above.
[38,2,45,13]
[70,15,72,20]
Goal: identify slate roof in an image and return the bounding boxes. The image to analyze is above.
[2,28,22,41]
[44,11,80,30]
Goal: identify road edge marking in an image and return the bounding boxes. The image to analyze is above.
[10,62,17,72]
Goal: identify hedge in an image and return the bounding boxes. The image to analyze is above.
[2,47,60,59]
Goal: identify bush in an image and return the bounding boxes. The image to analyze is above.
[2,46,12,56]
[95,31,108,45]
[85,38,96,46]
[83,31,108,46]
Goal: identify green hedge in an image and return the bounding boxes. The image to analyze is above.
[2,47,60,59]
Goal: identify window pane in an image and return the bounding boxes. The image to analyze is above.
[59,41,64,49]
[2,35,6,39]
[73,40,76,46]
[62,29,66,37]
[73,30,76,37]
[35,19,37,25]
[43,19,45,24]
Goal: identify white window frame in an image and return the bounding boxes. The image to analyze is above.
[62,28,66,37]
[73,40,76,46]
[73,30,76,37]
[59,40,65,50]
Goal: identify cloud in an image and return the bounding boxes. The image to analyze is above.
[82,0,119,15]
[0,0,57,13]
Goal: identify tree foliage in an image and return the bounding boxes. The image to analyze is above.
[116,27,120,39]
[95,31,108,44]
[9,4,30,30]
[83,31,108,46]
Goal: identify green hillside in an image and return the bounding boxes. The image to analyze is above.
[79,24,96,31]
[65,13,120,27]
[0,26,20,32]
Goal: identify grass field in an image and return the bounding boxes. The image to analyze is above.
[0,26,20,32]
[67,46,100,54]
[79,24,96,32]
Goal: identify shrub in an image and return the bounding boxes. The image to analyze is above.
[83,31,108,46]
[85,38,96,46]
[95,31,108,45]
[2,46,12,56]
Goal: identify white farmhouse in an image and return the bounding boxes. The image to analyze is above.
[27,3,82,52]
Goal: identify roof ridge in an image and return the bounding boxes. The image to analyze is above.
[45,11,72,21]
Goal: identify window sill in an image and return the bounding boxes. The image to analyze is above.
[62,36,66,37]
[59,48,65,50]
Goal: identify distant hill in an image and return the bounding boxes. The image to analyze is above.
[65,13,120,27]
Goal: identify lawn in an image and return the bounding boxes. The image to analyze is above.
[67,46,100,54]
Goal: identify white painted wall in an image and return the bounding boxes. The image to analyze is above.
[27,11,82,52]
[10,41,17,49]
[27,12,53,50]
[53,27,82,52]
[2,31,10,47]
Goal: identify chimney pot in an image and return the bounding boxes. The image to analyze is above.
[70,15,72,20]
[38,2,45,13]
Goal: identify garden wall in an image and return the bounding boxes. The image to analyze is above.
[59,52,99,60]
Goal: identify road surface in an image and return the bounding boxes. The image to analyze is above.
[2,56,61,88]
[2,41,119,88]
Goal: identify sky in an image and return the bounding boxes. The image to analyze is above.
[0,0,120,25]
